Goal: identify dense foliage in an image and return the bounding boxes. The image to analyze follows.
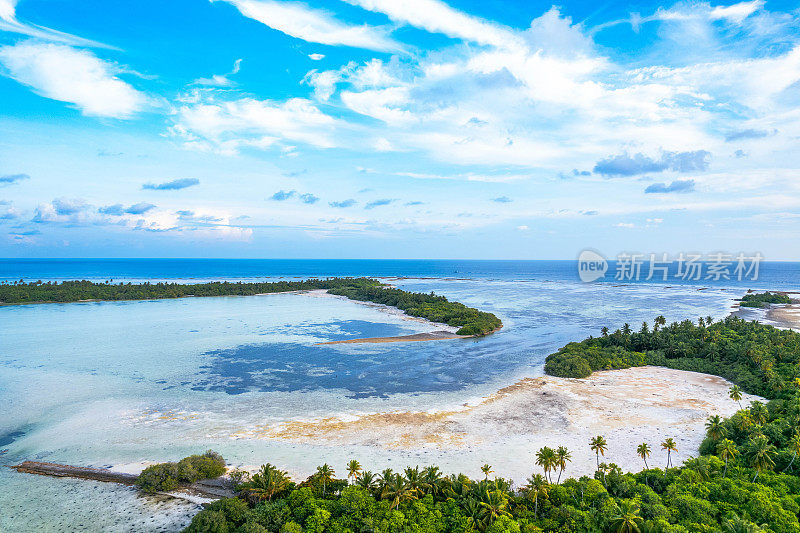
[326,285,502,335]
[0,277,501,336]
[740,292,793,308]
[136,451,227,493]
[544,316,800,399]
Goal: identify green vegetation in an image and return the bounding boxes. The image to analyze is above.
[135,451,226,493]
[740,292,793,308]
[544,315,800,399]
[0,277,501,336]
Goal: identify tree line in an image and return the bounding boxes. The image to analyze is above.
[0,278,502,336]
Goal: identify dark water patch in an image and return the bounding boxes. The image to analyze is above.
[0,427,31,447]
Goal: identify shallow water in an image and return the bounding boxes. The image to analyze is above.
[0,269,789,531]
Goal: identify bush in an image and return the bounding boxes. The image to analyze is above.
[136,451,226,493]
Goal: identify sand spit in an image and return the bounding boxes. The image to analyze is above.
[231,367,760,481]
[316,330,462,345]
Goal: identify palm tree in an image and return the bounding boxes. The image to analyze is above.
[781,432,800,473]
[610,500,643,533]
[590,435,608,470]
[523,474,548,518]
[555,446,572,484]
[355,470,377,492]
[422,466,443,496]
[316,463,335,496]
[404,466,427,494]
[654,315,666,332]
[661,438,677,472]
[480,464,493,481]
[705,415,726,441]
[601,326,609,337]
[245,463,291,502]
[746,434,776,481]
[716,439,738,478]
[722,514,767,533]
[346,459,362,482]
[377,468,395,499]
[706,315,713,325]
[749,401,768,426]
[636,443,651,470]
[729,385,743,409]
[381,474,417,509]
[535,447,556,483]
[622,323,632,335]
[478,490,511,524]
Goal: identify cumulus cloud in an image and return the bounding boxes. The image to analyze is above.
[99,204,125,216]
[299,193,319,204]
[52,197,87,215]
[0,42,147,118]
[193,59,242,87]
[124,202,157,214]
[644,179,696,194]
[329,199,356,208]
[365,198,393,209]
[0,173,29,185]
[218,0,400,51]
[593,151,710,176]
[271,190,296,201]
[142,178,200,190]
[491,196,512,203]
[170,94,340,154]
[724,129,773,142]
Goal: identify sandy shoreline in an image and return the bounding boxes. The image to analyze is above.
[219,366,759,483]
[730,291,800,330]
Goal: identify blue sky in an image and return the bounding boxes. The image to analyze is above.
[0,0,799,259]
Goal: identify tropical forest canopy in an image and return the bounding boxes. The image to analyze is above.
[0,278,501,335]
[740,292,793,308]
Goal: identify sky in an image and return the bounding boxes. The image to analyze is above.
[0,0,799,259]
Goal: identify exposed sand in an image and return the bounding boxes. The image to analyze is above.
[228,367,760,482]
[317,330,462,344]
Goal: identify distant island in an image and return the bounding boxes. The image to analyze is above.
[0,277,502,336]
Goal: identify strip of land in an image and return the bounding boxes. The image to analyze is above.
[317,330,463,344]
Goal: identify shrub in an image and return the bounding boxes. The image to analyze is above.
[136,451,226,493]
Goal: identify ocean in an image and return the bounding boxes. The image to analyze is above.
[1,260,798,531]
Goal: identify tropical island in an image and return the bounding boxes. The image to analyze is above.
[740,292,793,309]
[0,278,502,336]
[122,297,798,532]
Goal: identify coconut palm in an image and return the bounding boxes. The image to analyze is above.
[478,490,511,524]
[716,439,738,478]
[377,468,395,499]
[316,463,335,496]
[610,500,643,533]
[705,415,726,441]
[480,464,493,481]
[722,514,768,533]
[781,432,800,473]
[523,473,548,518]
[661,438,677,472]
[535,447,557,483]
[746,434,776,481]
[422,466,443,496]
[590,435,608,470]
[355,470,377,492]
[601,326,609,336]
[245,463,291,502]
[654,315,666,332]
[346,459,362,482]
[383,474,417,509]
[404,466,427,494]
[622,323,632,335]
[706,315,713,324]
[729,385,743,409]
[749,401,768,426]
[555,446,572,484]
[636,443,651,470]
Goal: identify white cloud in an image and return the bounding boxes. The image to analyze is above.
[710,1,764,23]
[343,0,522,50]
[0,0,111,47]
[193,58,242,87]
[171,93,341,154]
[0,42,147,118]
[308,53,325,61]
[217,0,400,51]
